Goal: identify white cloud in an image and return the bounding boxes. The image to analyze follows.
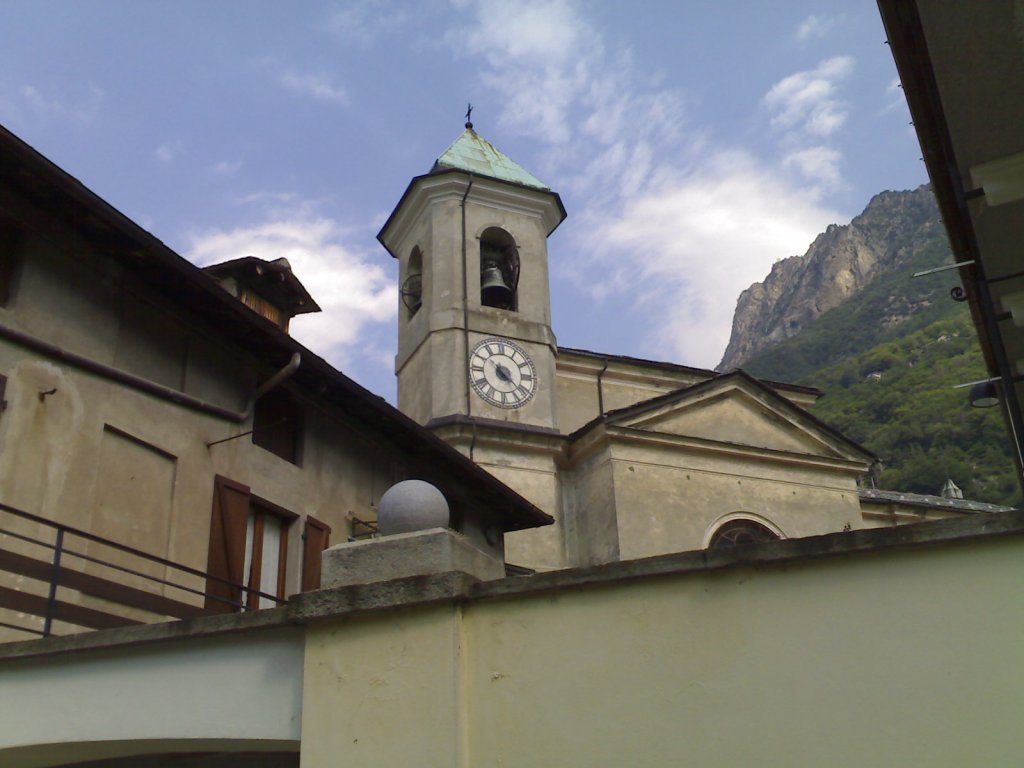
[575,151,842,365]
[19,83,104,122]
[279,71,349,105]
[881,76,907,114]
[446,0,606,145]
[327,0,410,47]
[764,56,854,138]
[212,160,243,176]
[782,146,843,191]
[796,14,843,42]
[21,85,63,113]
[446,0,843,368]
[185,207,394,367]
[448,0,684,175]
[235,191,297,207]
[155,140,185,164]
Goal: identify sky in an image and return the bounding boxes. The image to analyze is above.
[0,1,926,401]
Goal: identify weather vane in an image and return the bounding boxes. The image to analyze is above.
[465,102,473,130]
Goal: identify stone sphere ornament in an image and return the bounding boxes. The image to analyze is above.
[377,480,450,535]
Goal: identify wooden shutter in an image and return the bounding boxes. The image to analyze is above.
[301,515,331,592]
[252,389,302,464]
[204,475,251,612]
[0,218,22,307]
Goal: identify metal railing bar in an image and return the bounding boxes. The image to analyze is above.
[0,526,62,552]
[0,509,284,606]
[0,525,276,606]
[42,528,64,636]
[0,502,291,635]
[0,527,242,606]
[0,619,45,636]
[59,545,284,606]
[57,545,239,608]
[0,502,222,581]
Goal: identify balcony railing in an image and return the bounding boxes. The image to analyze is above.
[0,501,285,640]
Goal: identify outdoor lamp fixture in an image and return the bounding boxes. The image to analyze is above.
[969,380,1000,408]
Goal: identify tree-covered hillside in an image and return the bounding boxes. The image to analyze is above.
[740,195,1019,506]
[795,310,1018,505]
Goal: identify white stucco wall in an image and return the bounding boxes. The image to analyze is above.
[0,628,303,768]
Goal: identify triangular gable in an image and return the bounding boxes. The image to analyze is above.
[604,371,875,463]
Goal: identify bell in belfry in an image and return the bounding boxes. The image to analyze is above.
[480,255,513,308]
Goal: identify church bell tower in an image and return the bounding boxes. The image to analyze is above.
[378,122,566,433]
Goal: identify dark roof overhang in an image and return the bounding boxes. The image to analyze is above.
[876,0,1024,489]
[202,256,321,317]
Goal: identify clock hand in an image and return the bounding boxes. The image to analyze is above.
[494,363,513,383]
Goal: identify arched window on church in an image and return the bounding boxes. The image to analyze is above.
[401,246,423,320]
[708,519,779,549]
[479,228,518,311]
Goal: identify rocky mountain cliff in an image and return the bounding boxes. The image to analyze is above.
[717,185,941,371]
[715,184,1018,505]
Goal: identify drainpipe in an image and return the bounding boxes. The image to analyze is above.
[242,352,301,418]
[461,174,475,417]
[597,357,609,416]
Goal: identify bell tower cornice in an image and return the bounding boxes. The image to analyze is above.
[377,169,566,260]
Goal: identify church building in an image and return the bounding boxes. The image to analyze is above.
[379,122,887,572]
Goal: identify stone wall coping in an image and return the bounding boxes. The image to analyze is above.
[3,508,1023,663]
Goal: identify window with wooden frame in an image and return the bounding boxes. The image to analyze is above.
[0,216,24,307]
[204,476,298,612]
[244,497,296,609]
[252,388,303,465]
[301,515,331,592]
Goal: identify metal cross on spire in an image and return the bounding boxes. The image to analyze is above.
[465,102,473,130]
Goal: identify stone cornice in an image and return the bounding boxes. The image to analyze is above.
[379,171,565,258]
[427,414,567,457]
[568,423,870,474]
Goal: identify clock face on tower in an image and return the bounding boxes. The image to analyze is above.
[469,337,537,409]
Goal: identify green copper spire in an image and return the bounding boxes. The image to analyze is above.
[433,126,549,191]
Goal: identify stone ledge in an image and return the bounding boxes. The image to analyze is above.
[321,528,504,588]
[3,509,1022,662]
[472,508,1024,602]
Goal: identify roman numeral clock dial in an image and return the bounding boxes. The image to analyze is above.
[469,338,538,409]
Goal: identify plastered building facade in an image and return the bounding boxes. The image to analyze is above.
[380,126,972,572]
[0,123,549,639]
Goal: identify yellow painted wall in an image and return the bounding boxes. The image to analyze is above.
[301,606,463,768]
[301,534,1024,767]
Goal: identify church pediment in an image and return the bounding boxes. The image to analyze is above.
[605,372,873,462]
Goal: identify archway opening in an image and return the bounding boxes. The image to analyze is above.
[401,246,423,319]
[479,228,518,311]
[708,519,779,549]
